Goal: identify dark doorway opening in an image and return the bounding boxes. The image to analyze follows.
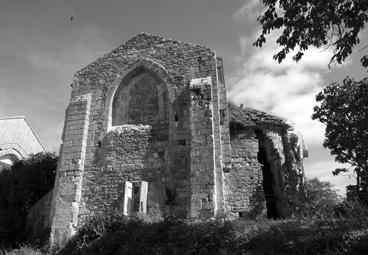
[258,146,279,219]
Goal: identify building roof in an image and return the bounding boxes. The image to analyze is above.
[228,102,290,129]
[0,116,45,158]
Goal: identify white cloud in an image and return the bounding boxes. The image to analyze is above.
[233,0,264,21]
[227,30,355,194]
[228,31,334,146]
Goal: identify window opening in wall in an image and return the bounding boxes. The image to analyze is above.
[158,150,165,159]
[174,111,179,127]
[165,186,177,206]
[112,68,168,127]
[133,186,140,212]
[178,139,186,145]
[191,88,201,96]
[123,181,133,216]
[220,109,226,125]
[258,147,279,219]
[123,181,148,216]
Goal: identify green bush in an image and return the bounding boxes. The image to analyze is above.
[295,178,341,218]
[60,211,242,255]
[4,213,367,254]
[241,217,368,254]
[0,152,58,248]
[334,200,368,218]
[0,245,43,255]
[59,210,368,255]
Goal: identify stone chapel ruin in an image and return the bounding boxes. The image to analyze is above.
[49,33,308,245]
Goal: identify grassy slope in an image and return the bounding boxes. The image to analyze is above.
[59,213,368,255]
[2,215,368,255]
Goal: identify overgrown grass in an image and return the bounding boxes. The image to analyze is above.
[3,206,368,255]
[57,209,368,255]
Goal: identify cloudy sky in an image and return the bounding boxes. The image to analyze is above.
[1,0,367,195]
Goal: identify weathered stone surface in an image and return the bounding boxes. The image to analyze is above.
[50,93,92,245]
[227,103,307,218]
[45,33,308,246]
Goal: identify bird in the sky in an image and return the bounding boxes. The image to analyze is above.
[70,10,74,21]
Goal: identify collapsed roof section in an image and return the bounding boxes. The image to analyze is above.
[228,102,291,130]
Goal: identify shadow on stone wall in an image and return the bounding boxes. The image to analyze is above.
[247,185,267,219]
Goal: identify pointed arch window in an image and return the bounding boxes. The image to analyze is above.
[112,67,168,126]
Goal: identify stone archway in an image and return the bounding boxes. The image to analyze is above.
[112,66,169,129]
[103,58,175,134]
[105,66,171,215]
[255,129,283,219]
[0,148,24,170]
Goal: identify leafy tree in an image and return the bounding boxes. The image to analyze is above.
[312,77,368,202]
[302,178,341,217]
[254,0,368,68]
[0,152,58,248]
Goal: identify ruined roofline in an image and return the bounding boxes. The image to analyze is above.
[131,32,215,52]
[75,32,216,77]
[228,102,291,129]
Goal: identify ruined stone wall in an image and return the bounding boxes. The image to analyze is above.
[50,33,228,245]
[280,127,308,214]
[260,128,288,217]
[189,77,216,218]
[88,125,167,212]
[216,58,231,215]
[225,125,292,218]
[225,128,264,218]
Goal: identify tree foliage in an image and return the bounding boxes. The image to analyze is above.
[312,77,368,198]
[0,152,58,248]
[302,178,341,217]
[255,0,368,68]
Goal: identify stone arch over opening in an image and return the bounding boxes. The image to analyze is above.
[255,129,283,219]
[104,58,175,133]
[97,59,178,216]
[0,149,24,169]
[112,67,168,127]
[0,148,24,161]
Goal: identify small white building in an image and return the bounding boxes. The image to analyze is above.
[0,116,45,170]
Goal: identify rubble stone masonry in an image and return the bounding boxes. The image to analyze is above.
[45,33,307,246]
